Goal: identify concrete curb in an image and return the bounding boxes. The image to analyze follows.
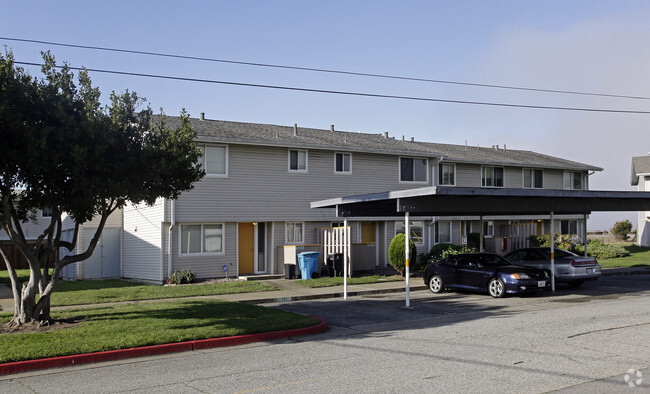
[0,317,328,376]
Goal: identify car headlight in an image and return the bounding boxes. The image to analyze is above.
[510,273,531,280]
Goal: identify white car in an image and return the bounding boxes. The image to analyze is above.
[505,247,601,288]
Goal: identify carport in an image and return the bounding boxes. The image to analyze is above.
[311,186,650,306]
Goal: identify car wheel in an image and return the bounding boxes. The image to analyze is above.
[568,280,584,288]
[428,275,444,293]
[488,278,505,298]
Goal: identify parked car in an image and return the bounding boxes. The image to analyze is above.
[504,247,601,288]
[423,252,550,298]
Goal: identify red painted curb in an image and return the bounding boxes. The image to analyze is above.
[0,317,327,376]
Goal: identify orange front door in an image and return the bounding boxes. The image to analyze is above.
[238,223,255,274]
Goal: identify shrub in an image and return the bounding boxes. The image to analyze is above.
[612,220,632,240]
[388,233,418,275]
[528,233,581,251]
[420,243,475,265]
[574,240,630,259]
[168,269,196,285]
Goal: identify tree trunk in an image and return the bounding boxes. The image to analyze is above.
[7,279,52,327]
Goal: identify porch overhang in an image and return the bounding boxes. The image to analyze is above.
[310,186,650,217]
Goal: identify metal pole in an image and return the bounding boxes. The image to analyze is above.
[583,214,588,257]
[405,211,410,308]
[550,211,555,292]
[344,217,348,300]
[478,216,483,252]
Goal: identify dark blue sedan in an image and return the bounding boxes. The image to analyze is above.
[423,252,550,298]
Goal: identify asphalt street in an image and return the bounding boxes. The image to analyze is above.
[0,274,648,393]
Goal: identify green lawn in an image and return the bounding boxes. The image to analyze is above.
[0,300,319,363]
[598,244,650,269]
[297,275,402,288]
[0,271,278,306]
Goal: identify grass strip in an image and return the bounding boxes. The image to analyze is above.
[0,271,278,306]
[297,275,402,288]
[0,300,318,363]
[50,280,278,306]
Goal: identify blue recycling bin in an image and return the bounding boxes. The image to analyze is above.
[297,251,320,279]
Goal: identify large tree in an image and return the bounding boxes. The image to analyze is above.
[0,50,204,327]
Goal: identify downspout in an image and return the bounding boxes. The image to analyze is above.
[168,199,176,279]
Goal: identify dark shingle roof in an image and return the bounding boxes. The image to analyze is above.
[631,155,650,185]
[161,116,602,172]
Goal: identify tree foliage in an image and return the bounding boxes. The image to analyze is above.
[0,49,205,326]
[612,219,632,241]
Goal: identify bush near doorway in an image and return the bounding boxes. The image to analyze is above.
[388,233,418,276]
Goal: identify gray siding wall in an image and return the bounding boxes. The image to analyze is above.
[174,144,435,223]
[123,199,164,282]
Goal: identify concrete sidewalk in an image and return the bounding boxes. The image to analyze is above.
[1,267,648,313]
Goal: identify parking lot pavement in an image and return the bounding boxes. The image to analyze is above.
[270,274,650,335]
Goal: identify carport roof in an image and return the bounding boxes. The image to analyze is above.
[311,186,650,217]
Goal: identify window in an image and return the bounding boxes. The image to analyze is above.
[331,222,344,228]
[198,145,227,176]
[561,220,578,235]
[435,221,451,244]
[335,152,351,173]
[400,157,428,182]
[289,150,308,172]
[483,221,494,237]
[180,224,224,254]
[523,169,543,188]
[41,207,53,217]
[564,171,583,190]
[482,166,504,187]
[396,220,424,244]
[286,222,304,243]
[438,163,455,186]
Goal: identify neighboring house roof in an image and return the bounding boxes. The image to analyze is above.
[159,116,602,172]
[631,155,650,185]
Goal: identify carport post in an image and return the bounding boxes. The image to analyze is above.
[344,217,348,300]
[550,211,555,292]
[405,211,411,308]
[583,214,588,257]
[478,216,483,252]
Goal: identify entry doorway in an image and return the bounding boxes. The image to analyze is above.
[238,223,255,274]
[238,222,267,275]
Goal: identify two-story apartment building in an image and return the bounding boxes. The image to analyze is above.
[120,116,601,284]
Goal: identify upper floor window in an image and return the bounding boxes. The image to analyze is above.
[180,223,224,255]
[286,222,304,243]
[335,153,351,174]
[564,171,583,190]
[41,207,53,218]
[482,166,504,187]
[199,145,227,176]
[523,169,543,189]
[396,220,424,244]
[400,157,428,183]
[289,150,308,172]
[438,163,455,186]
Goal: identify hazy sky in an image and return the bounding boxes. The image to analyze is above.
[3,1,650,230]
